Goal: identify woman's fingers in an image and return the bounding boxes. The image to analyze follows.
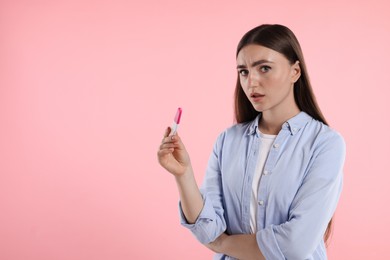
[159,127,186,154]
[163,127,171,138]
[159,141,179,151]
[161,130,183,149]
[158,127,179,155]
[157,147,174,157]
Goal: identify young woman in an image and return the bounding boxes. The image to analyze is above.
[158,24,345,260]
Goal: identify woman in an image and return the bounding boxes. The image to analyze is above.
[158,24,345,260]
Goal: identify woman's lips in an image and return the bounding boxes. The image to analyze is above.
[250,93,265,102]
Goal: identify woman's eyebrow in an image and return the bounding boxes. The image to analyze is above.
[236,59,274,69]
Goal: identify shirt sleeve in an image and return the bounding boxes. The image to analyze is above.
[178,132,227,244]
[256,131,346,260]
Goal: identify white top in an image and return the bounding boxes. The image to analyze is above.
[250,131,276,233]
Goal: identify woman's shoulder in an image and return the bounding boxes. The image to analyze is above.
[305,117,346,152]
[220,119,257,138]
[212,118,258,149]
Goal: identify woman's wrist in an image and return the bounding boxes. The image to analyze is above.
[174,166,194,183]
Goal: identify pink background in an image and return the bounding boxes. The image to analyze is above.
[1,0,389,259]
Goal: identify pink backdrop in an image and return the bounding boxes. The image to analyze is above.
[1,0,389,259]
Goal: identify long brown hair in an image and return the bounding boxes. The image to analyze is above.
[234,24,333,244]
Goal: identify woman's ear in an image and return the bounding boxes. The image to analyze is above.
[291,61,301,83]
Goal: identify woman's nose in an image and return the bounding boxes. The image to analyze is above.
[248,71,260,88]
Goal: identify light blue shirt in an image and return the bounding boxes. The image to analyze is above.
[180,112,345,260]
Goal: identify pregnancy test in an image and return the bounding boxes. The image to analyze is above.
[170,107,182,136]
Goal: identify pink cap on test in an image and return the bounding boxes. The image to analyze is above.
[174,107,182,124]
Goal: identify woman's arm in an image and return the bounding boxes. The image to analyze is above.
[174,167,204,223]
[158,127,203,223]
[158,127,227,244]
[207,233,265,260]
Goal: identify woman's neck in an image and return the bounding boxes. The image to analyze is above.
[259,107,300,135]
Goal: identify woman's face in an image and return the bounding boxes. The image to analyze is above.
[236,44,301,114]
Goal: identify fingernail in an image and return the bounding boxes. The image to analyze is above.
[171,135,175,140]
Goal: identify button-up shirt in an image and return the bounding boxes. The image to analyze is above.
[180,112,345,259]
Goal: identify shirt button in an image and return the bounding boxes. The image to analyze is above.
[263,170,268,175]
[273,143,279,148]
[258,200,264,206]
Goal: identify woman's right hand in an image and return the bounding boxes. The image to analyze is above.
[157,127,192,177]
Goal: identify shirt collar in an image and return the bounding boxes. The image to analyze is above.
[246,111,312,136]
[246,114,261,136]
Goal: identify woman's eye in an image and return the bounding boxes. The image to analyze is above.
[260,66,271,72]
[239,69,248,76]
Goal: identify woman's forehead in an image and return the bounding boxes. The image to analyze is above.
[236,44,285,65]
